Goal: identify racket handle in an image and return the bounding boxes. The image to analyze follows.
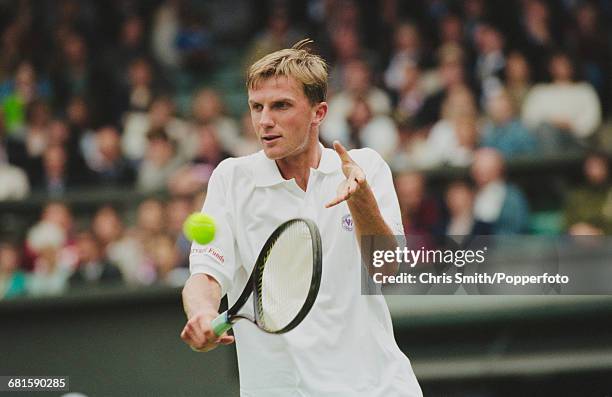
[211,311,233,336]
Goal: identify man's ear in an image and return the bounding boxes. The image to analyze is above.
[312,102,328,127]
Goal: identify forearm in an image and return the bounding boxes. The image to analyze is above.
[182,273,222,319]
[347,182,399,276]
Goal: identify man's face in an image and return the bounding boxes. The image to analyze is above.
[248,76,325,160]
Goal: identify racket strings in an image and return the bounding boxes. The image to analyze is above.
[257,220,314,332]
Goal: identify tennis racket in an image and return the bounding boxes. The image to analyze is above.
[211,218,322,336]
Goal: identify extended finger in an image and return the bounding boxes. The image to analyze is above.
[332,141,354,164]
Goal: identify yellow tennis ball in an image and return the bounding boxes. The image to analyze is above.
[183,213,216,245]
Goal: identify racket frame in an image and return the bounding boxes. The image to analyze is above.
[211,218,322,336]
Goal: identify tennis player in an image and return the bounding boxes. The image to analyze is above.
[181,39,422,396]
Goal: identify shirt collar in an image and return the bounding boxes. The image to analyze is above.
[253,143,341,187]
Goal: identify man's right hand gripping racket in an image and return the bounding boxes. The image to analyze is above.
[211,218,322,335]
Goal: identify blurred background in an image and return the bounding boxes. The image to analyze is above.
[0,0,611,396]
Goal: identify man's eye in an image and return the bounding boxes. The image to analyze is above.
[252,104,262,111]
[276,102,289,109]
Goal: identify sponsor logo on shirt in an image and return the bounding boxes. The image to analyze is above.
[191,246,225,264]
[342,214,354,231]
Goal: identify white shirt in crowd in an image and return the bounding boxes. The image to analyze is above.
[190,146,422,397]
[521,82,601,138]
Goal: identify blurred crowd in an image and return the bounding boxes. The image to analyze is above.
[1,0,612,299]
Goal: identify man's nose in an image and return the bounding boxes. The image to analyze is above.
[259,107,274,128]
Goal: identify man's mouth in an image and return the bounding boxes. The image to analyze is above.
[262,135,281,143]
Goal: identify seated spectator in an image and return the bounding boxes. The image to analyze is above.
[473,22,506,104]
[137,128,185,193]
[122,96,193,162]
[134,198,166,243]
[481,89,538,159]
[413,43,468,130]
[564,153,612,235]
[92,206,153,285]
[384,22,422,93]
[0,242,27,299]
[244,7,303,69]
[82,126,135,186]
[471,148,530,234]
[522,52,602,152]
[166,195,194,266]
[191,88,240,157]
[33,144,89,195]
[232,112,261,157]
[394,60,425,126]
[0,109,29,169]
[410,86,478,168]
[120,57,157,114]
[503,51,532,112]
[322,58,392,145]
[395,172,441,239]
[69,231,122,286]
[0,161,30,200]
[0,61,51,137]
[441,180,493,237]
[149,233,189,287]
[25,221,73,296]
[168,123,230,196]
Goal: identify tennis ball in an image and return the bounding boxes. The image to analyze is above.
[183,212,216,245]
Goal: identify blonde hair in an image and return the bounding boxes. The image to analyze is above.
[246,39,328,104]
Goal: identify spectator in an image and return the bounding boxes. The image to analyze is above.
[33,145,78,195]
[481,89,537,159]
[517,0,557,81]
[135,199,166,242]
[441,180,493,237]
[322,59,392,145]
[69,231,122,287]
[151,0,182,71]
[0,160,30,200]
[344,97,399,161]
[120,57,157,114]
[411,86,478,168]
[473,22,506,104]
[522,52,602,152]
[564,153,612,235]
[503,51,532,112]
[413,43,468,129]
[394,60,425,126]
[122,96,193,162]
[166,195,194,265]
[395,171,441,238]
[137,128,184,193]
[0,61,51,136]
[25,221,73,296]
[51,31,117,125]
[244,7,303,68]
[92,206,153,285]
[168,123,230,196]
[83,126,135,186]
[190,88,240,156]
[567,2,611,111]
[384,22,422,92]
[149,233,189,286]
[0,242,27,299]
[232,111,261,157]
[471,148,530,234]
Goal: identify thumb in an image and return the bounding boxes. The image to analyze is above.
[218,335,235,345]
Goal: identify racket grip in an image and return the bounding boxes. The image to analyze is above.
[211,311,233,336]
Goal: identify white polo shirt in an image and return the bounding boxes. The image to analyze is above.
[190,145,422,397]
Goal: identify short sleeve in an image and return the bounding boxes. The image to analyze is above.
[365,150,405,236]
[189,162,237,296]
